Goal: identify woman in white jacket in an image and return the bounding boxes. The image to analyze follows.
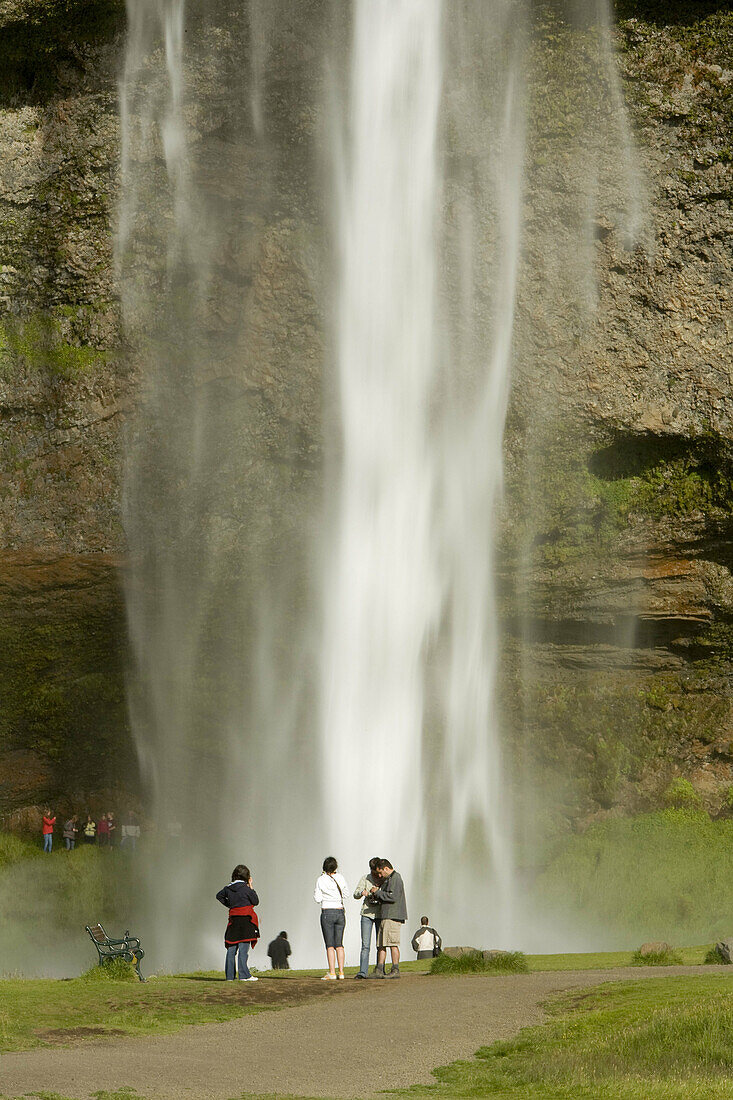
[314,856,349,979]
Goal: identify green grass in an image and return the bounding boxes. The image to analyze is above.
[77,958,139,983]
[0,831,42,869]
[228,977,733,1100]
[527,945,708,970]
[0,843,142,978]
[3,971,732,1100]
[0,971,273,1053]
[631,947,684,967]
[431,950,529,974]
[384,975,733,1099]
[533,810,733,947]
[0,948,709,1057]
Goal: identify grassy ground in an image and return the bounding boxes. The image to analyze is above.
[5,975,733,1100]
[383,975,733,1100]
[527,944,711,970]
[533,810,733,947]
[0,838,143,978]
[0,947,724,1056]
[0,971,269,1053]
[242,976,733,1100]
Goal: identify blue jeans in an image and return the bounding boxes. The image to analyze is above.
[359,915,375,976]
[64,838,75,850]
[225,942,251,980]
[43,834,52,852]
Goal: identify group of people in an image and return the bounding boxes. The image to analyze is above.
[216,856,441,983]
[41,809,142,852]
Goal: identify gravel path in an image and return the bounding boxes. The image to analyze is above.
[0,966,719,1100]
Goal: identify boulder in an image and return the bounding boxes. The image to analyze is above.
[638,941,674,957]
[482,949,513,961]
[713,940,733,964]
[442,946,481,959]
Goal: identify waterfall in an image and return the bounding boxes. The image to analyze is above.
[321,0,443,889]
[321,0,526,946]
[117,0,640,968]
[117,0,323,967]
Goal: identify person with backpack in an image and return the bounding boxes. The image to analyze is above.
[314,856,348,980]
[411,915,442,960]
[216,864,260,981]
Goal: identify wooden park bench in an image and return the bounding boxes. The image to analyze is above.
[85,922,146,981]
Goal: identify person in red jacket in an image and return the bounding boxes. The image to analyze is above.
[216,864,260,981]
[42,808,56,853]
[97,814,110,847]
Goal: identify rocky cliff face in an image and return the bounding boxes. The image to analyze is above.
[0,1,730,836]
[0,0,132,815]
[501,5,733,840]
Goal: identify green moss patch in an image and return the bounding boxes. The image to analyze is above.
[0,312,108,381]
[505,423,733,569]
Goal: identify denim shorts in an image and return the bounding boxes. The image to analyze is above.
[320,908,346,949]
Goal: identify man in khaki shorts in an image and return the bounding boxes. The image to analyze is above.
[368,859,407,979]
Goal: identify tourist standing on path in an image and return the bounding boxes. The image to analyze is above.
[62,815,78,850]
[216,864,260,982]
[369,859,407,978]
[412,915,442,960]
[107,811,117,847]
[314,856,348,980]
[83,814,96,844]
[41,808,56,852]
[353,856,382,978]
[267,931,291,970]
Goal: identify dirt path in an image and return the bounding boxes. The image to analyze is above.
[0,966,719,1100]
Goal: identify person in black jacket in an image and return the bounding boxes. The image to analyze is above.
[216,864,260,981]
[267,931,292,969]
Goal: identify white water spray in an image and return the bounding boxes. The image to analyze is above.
[115,0,641,970]
[321,0,527,946]
[321,0,443,877]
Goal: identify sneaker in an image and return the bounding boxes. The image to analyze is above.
[369,968,386,979]
[386,968,401,978]
[337,974,345,979]
[240,976,259,982]
[321,973,337,980]
[354,973,367,979]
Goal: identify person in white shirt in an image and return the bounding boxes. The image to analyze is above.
[411,915,442,960]
[314,856,349,980]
